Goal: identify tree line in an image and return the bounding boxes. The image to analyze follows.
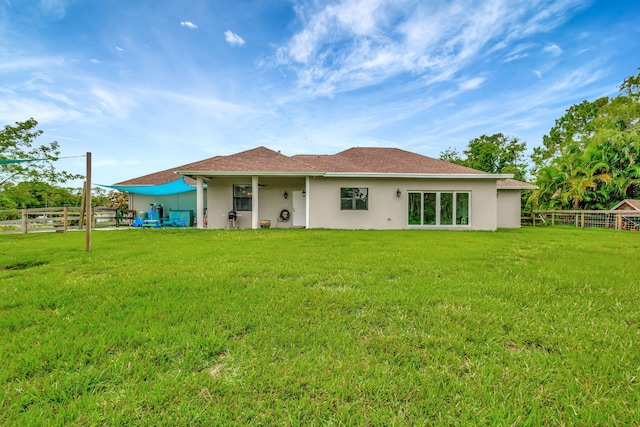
[440,69,640,211]
[2,69,639,212]
[0,119,127,211]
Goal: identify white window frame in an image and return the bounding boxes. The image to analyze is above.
[407,191,471,227]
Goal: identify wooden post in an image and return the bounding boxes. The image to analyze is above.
[21,207,28,234]
[63,205,69,233]
[551,212,555,226]
[581,212,585,229]
[532,212,535,227]
[86,152,92,252]
[79,181,86,230]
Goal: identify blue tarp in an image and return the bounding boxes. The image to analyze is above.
[99,178,197,195]
[0,158,47,164]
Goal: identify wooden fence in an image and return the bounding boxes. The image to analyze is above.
[526,210,640,231]
[0,206,135,234]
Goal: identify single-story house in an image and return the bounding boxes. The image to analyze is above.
[111,146,536,230]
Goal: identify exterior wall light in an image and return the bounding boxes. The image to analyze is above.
[284,191,288,199]
[396,188,401,198]
[302,189,306,197]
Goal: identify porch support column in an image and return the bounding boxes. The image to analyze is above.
[305,176,310,229]
[251,175,259,229]
[196,176,204,229]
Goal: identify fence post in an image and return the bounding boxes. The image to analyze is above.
[551,212,555,226]
[615,213,621,231]
[63,206,69,233]
[21,207,28,234]
[532,212,536,227]
[581,213,585,229]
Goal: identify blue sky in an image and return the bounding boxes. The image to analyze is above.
[1,0,639,186]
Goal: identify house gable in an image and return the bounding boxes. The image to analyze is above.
[611,199,640,211]
[179,147,322,175]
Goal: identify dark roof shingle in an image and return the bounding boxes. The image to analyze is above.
[295,147,487,174]
[179,146,322,173]
[116,146,497,185]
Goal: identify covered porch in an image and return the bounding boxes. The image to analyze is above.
[190,174,312,229]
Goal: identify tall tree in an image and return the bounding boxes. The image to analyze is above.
[530,69,640,210]
[0,118,81,188]
[440,133,528,181]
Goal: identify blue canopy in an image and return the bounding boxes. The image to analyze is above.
[0,158,47,164]
[99,178,197,195]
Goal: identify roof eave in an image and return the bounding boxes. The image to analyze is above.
[324,172,514,179]
[176,170,324,177]
[176,170,514,179]
[498,184,538,190]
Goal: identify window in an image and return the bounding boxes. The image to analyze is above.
[233,185,252,211]
[408,191,470,226]
[341,188,368,210]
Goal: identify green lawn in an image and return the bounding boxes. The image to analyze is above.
[1,228,639,426]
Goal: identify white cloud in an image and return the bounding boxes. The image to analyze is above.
[224,30,245,46]
[180,21,198,30]
[532,70,542,78]
[90,87,134,119]
[89,58,101,64]
[153,90,259,120]
[115,46,124,52]
[458,77,485,91]
[0,88,82,124]
[273,0,588,98]
[502,43,534,62]
[42,89,76,106]
[0,56,64,72]
[543,43,563,55]
[410,64,608,150]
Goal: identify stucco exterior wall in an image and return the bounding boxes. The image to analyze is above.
[307,177,498,230]
[132,177,504,230]
[497,189,522,228]
[206,176,306,229]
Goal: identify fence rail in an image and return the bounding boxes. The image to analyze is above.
[0,206,134,234]
[527,210,640,231]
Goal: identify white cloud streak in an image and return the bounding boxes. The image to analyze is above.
[0,56,64,72]
[224,30,245,46]
[180,21,198,30]
[275,0,588,97]
[543,43,563,55]
[458,77,485,91]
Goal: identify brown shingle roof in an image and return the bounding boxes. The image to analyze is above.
[294,147,488,174]
[115,165,195,186]
[497,178,537,189]
[179,146,322,173]
[116,146,501,186]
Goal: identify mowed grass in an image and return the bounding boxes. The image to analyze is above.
[0,227,639,426]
